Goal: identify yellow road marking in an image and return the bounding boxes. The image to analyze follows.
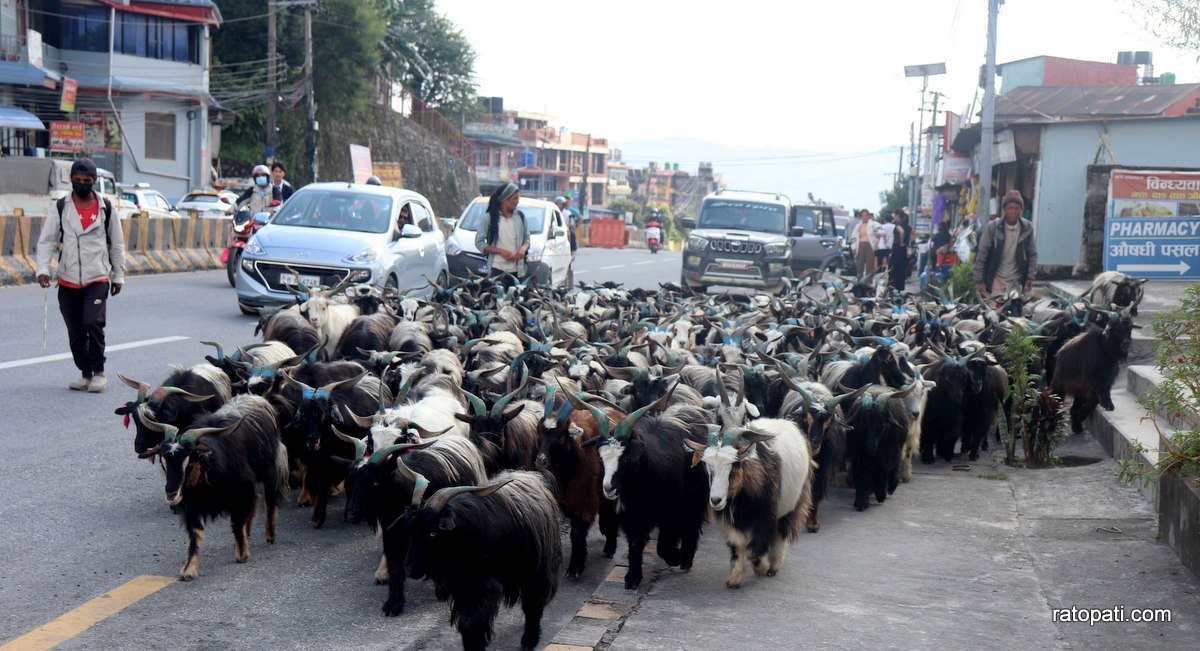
[1,575,174,651]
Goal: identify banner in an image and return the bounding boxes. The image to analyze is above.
[79,111,120,151]
[349,144,373,184]
[49,121,85,152]
[372,161,403,188]
[1105,169,1200,278]
[60,77,77,113]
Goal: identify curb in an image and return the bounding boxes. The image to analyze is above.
[547,542,669,650]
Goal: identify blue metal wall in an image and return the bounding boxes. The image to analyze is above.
[1034,117,1200,266]
[999,59,1045,94]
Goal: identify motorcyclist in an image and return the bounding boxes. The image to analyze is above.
[644,212,663,248]
[237,164,280,214]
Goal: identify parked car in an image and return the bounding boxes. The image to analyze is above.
[0,158,120,218]
[789,204,844,273]
[445,196,574,288]
[679,189,804,294]
[118,183,181,219]
[235,182,448,315]
[176,189,239,219]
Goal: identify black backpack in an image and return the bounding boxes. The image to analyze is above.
[56,196,114,247]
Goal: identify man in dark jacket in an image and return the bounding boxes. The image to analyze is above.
[974,190,1037,298]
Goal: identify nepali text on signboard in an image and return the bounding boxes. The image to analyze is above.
[1104,169,1200,278]
[372,161,403,188]
[349,144,373,184]
[60,78,77,113]
[49,121,85,152]
[79,111,121,151]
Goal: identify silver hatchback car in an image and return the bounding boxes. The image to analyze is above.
[235,183,448,314]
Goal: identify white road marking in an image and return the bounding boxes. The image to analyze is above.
[0,336,190,371]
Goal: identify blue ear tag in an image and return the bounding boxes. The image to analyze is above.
[302,388,316,400]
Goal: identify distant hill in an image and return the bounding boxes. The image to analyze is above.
[618,137,902,212]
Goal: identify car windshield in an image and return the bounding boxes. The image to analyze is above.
[458,203,546,234]
[698,199,787,234]
[182,194,220,203]
[271,190,393,233]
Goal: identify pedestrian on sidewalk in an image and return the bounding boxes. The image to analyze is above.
[35,157,126,393]
[476,182,528,287]
[848,209,880,279]
[974,190,1037,300]
[889,209,911,291]
[875,213,894,272]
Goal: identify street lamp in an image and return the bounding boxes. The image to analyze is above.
[903,62,947,221]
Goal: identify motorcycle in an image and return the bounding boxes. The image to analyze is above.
[222,206,273,287]
[645,222,662,254]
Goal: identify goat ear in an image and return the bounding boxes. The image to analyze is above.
[580,436,604,448]
[502,404,526,422]
[438,514,456,532]
[690,450,703,468]
[745,402,760,418]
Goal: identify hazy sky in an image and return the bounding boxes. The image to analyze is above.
[438,0,1200,208]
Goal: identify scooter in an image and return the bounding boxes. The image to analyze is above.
[222,206,273,287]
[646,222,662,254]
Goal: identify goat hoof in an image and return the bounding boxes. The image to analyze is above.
[725,581,741,590]
[806,523,820,533]
[624,577,641,590]
[1102,403,1115,412]
[381,599,405,617]
[766,570,777,577]
[178,572,196,582]
[855,503,868,512]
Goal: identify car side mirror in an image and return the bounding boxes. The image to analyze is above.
[253,212,271,225]
[400,223,422,239]
[680,217,696,229]
[552,228,567,239]
[790,226,805,237]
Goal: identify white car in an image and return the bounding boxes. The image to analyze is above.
[118,183,181,219]
[176,189,239,219]
[445,196,574,288]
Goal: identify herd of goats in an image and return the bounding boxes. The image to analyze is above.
[113,268,1147,650]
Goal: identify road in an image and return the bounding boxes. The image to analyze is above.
[1,247,1197,649]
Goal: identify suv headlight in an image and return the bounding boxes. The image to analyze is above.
[686,235,708,250]
[763,242,789,256]
[343,248,378,264]
[446,239,463,256]
[244,236,265,255]
[526,245,544,263]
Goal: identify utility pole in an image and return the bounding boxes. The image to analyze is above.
[912,80,928,219]
[582,132,592,212]
[979,0,1001,223]
[896,146,904,187]
[304,4,317,182]
[266,0,277,163]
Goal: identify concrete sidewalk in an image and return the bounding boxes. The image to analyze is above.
[598,435,1200,649]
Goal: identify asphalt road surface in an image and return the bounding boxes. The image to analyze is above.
[0,248,679,650]
[2,247,1197,649]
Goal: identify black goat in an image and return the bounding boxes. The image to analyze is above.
[404,471,561,651]
[338,313,398,361]
[1051,310,1137,433]
[154,395,287,581]
[259,308,321,356]
[841,384,913,511]
[115,363,230,459]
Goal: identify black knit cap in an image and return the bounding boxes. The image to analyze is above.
[70,157,97,179]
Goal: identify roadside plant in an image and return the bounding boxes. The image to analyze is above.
[948,263,978,303]
[1118,283,1200,485]
[998,328,1064,467]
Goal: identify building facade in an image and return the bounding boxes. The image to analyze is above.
[0,0,220,199]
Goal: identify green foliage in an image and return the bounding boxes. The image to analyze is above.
[378,0,479,116]
[1119,283,1200,484]
[999,328,1064,467]
[878,182,908,216]
[948,263,978,302]
[607,199,643,225]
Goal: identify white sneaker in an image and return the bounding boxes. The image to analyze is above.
[68,376,91,391]
[87,375,108,393]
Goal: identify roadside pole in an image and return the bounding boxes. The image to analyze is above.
[978,0,1000,223]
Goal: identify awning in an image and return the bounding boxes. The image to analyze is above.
[0,106,47,130]
[99,1,223,28]
[71,74,216,105]
[0,61,61,90]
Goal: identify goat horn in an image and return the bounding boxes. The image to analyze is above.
[317,370,368,397]
[161,387,215,403]
[410,423,453,439]
[614,377,679,441]
[455,385,489,419]
[833,384,870,407]
[140,412,168,433]
[424,478,514,512]
[566,391,615,440]
[116,373,152,401]
[340,405,376,429]
[331,426,367,463]
[199,340,225,361]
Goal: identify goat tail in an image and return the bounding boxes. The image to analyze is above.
[785,457,817,543]
[273,441,290,501]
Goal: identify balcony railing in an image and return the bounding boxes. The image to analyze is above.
[409,94,476,162]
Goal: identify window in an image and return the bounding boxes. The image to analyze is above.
[411,203,434,232]
[61,6,109,52]
[114,13,199,63]
[145,113,176,160]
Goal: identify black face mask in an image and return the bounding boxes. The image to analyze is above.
[72,181,94,198]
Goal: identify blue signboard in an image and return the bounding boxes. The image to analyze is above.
[1104,169,1200,279]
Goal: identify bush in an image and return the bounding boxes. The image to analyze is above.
[998,328,1064,467]
[1119,283,1200,485]
[948,263,978,303]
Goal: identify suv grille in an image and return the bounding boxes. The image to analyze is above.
[708,240,762,254]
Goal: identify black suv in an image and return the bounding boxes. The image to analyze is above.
[680,190,804,293]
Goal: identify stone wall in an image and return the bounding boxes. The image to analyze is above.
[314,105,479,219]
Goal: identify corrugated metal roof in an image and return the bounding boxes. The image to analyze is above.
[996,84,1200,120]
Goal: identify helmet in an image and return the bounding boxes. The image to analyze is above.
[365,176,382,186]
[553,196,567,206]
[251,164,270,177]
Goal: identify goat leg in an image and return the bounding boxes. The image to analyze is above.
[519,592,547,651]
[624,530,647,590]
[382,532,409,616]
[599,500,619,558]
[180,517,205,581]
[566,516,589,579]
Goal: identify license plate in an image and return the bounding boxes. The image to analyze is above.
[278,272,322,288]
[719,260,751,270]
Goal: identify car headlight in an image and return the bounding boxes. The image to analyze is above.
[686,235,708,250]
[764,242,789,256]
[446,239,462,256]
[526,245,544,263]
[244,236,265,255]
[343,248,378,264]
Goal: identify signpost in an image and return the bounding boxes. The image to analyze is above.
[1104,169,1200,279]
[49,121,85,152]
[60,78,77,113]
[348,144,372,184]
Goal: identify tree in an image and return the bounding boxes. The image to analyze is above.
[377,0,479,116]
[1129,0,1200,54]
[879,182,909,216]
[608,199,643,225]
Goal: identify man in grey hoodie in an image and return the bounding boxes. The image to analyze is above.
[35,158,126,393]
